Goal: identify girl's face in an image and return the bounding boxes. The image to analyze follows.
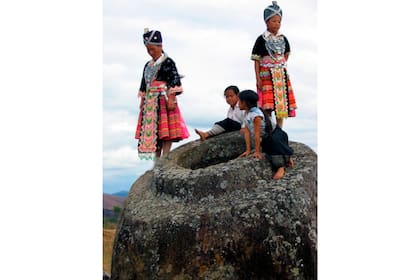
[238,99,247,111]
[266,15,281,34]
[224,89,238,107]
[146,44,163,60]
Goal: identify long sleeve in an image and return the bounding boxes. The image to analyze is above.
[139,64,147,92]
[156,57,183,94]
[251,35,266,60]
[283,35,291,54]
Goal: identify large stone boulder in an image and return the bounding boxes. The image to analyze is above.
[111,131,317,279]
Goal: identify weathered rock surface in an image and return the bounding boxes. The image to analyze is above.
[111,131,317,279]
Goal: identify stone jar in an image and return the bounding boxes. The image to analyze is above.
[111,132,317,280]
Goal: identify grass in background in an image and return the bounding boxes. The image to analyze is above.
[103,227,116,274]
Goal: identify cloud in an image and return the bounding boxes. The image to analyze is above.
[103,0,317,192]
[103,145,139,169]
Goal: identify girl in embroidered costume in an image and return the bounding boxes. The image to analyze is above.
[238,90,294,180]
[251,1,297,128]
[194,85,245,141]
[135,29,189,160]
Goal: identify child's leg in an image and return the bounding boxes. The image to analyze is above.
[161,140,172,157]
[207,124,225,136]
[276,117,284,128]
[155,140,163,158]
[264,109,282,128]
[195,124,225,141]
[194,129,209,141]
[216,118,241,132]
[270,155,290,180]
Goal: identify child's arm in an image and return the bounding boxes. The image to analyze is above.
[254,60,262,90]
[284,36,291,62]
[251,36,263,90]
[138,71,147,100]
[167,93,176,111]
[253,116,263,160]
[239,127,251,157]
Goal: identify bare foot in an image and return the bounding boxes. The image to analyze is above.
[194,129,208,141]
[273,167,285,180]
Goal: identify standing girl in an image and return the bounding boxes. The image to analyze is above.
[238,90,294,180]
[251,1,297,128]
[135,29,189,160]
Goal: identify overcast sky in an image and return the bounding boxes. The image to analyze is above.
[103,0,317,194]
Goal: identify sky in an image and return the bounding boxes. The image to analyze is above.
[103,0,317,194]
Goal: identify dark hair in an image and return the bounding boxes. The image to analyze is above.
[238,90,258,108]
[224,85,240,95]
[238,89,273,135]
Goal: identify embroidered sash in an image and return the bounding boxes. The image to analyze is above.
[260,55,297,118]
[137,82,167,160]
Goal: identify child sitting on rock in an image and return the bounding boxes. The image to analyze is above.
[238,89,294,179]
[194,85,245,141]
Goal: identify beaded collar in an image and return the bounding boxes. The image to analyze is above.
[263,30,286,59]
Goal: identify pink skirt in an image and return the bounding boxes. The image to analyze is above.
[157,95,190,141]
[135,81,189,158]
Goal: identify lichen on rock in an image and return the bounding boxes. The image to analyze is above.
[111,131,317,279]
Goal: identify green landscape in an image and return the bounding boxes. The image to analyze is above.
[103,193,126,274]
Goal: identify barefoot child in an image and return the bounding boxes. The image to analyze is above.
[194,85,245,141]
[238,90,293,180]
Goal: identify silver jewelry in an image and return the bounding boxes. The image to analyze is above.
[144,54,167,85]
[265,36,286,59]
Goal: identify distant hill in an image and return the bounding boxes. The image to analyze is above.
[111,190,129,197]
[103,193,127,227]
[103,193,126,210]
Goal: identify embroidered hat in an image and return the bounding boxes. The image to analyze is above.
[264,1,282,21]
[143,28,162,46]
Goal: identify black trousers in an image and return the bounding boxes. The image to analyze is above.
[215,118,241,132]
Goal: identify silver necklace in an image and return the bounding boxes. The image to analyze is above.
[144,54,166,85]
[265,36,286,59]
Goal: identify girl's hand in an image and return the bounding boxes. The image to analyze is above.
[239,150,250,158]
[253,151,263,160]
[167,94,176,111]
[138,91,145,108]
[256,77,262,90]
